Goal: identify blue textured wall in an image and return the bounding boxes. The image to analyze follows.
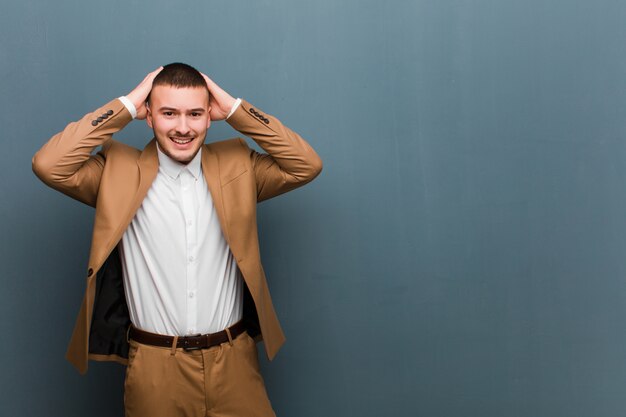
[2,0,626,416]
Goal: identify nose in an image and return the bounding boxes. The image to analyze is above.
[175,116,191,135]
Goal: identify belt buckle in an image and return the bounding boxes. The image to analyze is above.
[183,333,204,351]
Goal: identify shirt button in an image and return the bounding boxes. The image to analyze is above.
[189,255,194,262]
[187,220,192,226]
[189,291,195,298]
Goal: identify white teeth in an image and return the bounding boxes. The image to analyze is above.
[171,137,192,144]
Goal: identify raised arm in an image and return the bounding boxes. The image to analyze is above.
[202,73,323,202]
[32,67,162,206]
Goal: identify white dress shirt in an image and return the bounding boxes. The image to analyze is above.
[118,96,244,336]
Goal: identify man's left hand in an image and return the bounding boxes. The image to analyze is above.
[201,73,237,121]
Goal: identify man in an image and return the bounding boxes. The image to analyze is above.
[32,63,322,416]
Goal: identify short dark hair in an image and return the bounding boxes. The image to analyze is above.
[147,62,208,103]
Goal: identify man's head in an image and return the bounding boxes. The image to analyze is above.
[146,63,211,164]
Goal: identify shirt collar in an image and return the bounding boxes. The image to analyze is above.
[156,143,202,180]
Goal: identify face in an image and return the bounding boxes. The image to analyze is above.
[146,85,211,164]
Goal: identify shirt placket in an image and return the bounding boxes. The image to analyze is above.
[180,169,198,335]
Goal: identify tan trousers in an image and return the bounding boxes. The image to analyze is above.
[124,331,276,417]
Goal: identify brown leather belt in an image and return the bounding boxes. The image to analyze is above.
[129,320,247,351]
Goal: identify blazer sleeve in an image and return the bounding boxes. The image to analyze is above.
[32,99,133,207]
[226,99,323,202]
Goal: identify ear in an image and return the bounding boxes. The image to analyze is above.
[206,106,212,129]
[145,101,153,128]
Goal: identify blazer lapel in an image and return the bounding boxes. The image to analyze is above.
[201,145,231,245]
[127,138,159,229]
[89,139,159,273]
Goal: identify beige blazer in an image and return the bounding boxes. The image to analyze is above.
[32,98,322,374]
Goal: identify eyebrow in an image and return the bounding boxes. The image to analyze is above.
[158,107,206,112]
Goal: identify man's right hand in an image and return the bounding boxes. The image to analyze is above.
[126,67,163,120]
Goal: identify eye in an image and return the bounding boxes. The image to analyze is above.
[163,111,174,117]
[191,112,201,117]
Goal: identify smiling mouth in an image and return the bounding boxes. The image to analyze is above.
[170,137,194,145]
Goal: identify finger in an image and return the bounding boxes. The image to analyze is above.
[138,67,163,94]
[201,73,218,89]
[143,67,163,84]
